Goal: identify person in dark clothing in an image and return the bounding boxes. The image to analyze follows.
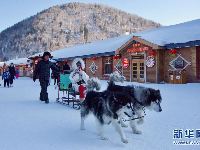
[63,61,70,74]
[9,63,15,87]
[2,68,11,87]
[33,52,60,104]
[54,62,61,85]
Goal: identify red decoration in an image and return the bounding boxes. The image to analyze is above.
[16,66,18,68]
[127,49,131,52]
[122,58,129,68]
[133,42,142,47]
[27,60,30,62]
[144,47,149,51]
[117,55,121,59]
[64,60,68,63]
[38,58,42,61]
[92,57,97,61]
[149,50,156,58]
[170,49,177,56]
[25,65,28,68]
[113,55,118,60]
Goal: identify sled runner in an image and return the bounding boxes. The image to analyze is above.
[56,73,80,108]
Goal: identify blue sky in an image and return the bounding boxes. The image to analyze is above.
[0,0,199,33]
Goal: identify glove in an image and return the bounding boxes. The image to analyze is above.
[33,76,36,82]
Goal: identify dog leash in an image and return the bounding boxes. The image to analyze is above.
[122,106,146,122]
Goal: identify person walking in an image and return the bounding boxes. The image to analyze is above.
[2,68,11,88]
[54,62,61,85]
[33,52,60,104]
[9,63,15,87]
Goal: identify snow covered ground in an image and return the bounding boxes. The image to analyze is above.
[0,77,200,150]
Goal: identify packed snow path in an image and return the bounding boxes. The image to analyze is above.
[0,77,199,150]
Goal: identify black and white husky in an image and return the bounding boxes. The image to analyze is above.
[81,90,135,143]
[107,71,162,134]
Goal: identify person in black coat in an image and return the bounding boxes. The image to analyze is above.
[53,62,61,85]
[63,61,70,74]
[33,52,60,104]
[9,63,15,87]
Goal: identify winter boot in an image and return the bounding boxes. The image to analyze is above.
[45,99,49,104]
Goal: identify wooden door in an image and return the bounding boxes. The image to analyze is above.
[132,60,145,82]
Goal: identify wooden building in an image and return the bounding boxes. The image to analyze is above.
[23,19,195,84]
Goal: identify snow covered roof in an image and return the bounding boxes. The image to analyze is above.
[5,58,32,66]
[133,18,200,46]
[28,52,43,59]
[51,34,134,60]
[0,62,4,67]
[50,19,200,60]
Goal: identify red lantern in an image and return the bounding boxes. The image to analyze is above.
[27,60,30,62]
[25,65,28,69]
[64,60,68,63]
[117,55,121,59]
[170,49,177,56]
[144,47,149,51]
[38,58,42,61]
[92,57,97,61]
[113,55,118,60]
[131,49,135,53]
[149,50,156,58]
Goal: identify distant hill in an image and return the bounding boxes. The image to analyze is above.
[0,2,162,61]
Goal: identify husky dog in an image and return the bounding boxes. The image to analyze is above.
[85,77,101,93]
[107,72,162,134]
[81,90,135,143]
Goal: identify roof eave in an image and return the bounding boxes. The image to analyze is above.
[115,36,165,55]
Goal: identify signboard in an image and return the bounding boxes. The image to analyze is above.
[122,58,129,68]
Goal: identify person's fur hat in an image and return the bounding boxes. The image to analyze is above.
[42,52,51,58]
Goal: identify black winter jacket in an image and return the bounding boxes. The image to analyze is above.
[9,66,15,77]
[33,59,59,82]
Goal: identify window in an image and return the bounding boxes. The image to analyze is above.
[103,57,113,75]
[197,46,200,79]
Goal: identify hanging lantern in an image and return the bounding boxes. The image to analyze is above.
[113,55,118,60]
[149,50,156,58]
[64,60,68,63]
[131,49,135,53]
[92,57,97,61]
[170,49,177,56]
[144,47,149,51]
[25,65,28,69]
[117,54,121,59]
[27,60,30,62]
[38,58,42,61]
